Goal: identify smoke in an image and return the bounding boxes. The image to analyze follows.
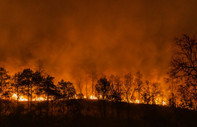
[0,0,197,90]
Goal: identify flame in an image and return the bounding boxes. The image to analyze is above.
[33,97,46,101]
[11,93,168,106]
[162,101,166,105]
[12,93,17,100]
[19,97,28,101]
[135,100,140,103]
[12,93,47,102]
[155,98,159,104]
[155,97,167,105]
[12,94,28,101]
[90,95,97,100]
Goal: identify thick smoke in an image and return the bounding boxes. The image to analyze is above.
[0,0,197,92]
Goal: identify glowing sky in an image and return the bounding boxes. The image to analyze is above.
[0,0,197,86]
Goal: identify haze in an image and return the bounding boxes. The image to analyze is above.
[0,0,197,86]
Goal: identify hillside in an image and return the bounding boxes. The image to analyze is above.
[0,99,197,127]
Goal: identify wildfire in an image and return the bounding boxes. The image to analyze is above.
[156,98,167,106]
[33,97,46,101]
[90,95,97,100]
[12,93,46,102]
[135,100,140,104]
[12,94,28,101]
[162,101,166,106]
[10,93,168,106]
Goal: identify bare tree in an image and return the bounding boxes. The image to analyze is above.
[170,34,197,80]
[150,82,161,104]
[135,71,143,101]
[114,76,122,93]
[124,72,133,103]
[169,34,197,109]
[142,80,151,104]
[13,72,21,105]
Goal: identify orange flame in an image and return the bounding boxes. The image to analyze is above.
[12,93,47,102]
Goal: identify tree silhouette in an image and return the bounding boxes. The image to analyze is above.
[169,34,197,109]
[95,77,110,99]
[135,71,143,101]
[150,82,161,104]
[165,78,178,107]
[170,34,197,80]
[0,67,10,116]
[12,72,21,105]
[0,67,10,99]
[110,89,122,102]
[58,80,76,100]
[142,80,151,104]
[32,71,44,99]
[58,80,76,113]
[42,75,58,116]
[18,68,33,109]
[114,76,122,98]
[43,75,58,101]
[178,82,195,109]
[124,72,133,103]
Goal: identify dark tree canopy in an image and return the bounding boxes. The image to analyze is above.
[58,80,76,99]
[0,67,10,98]
[43,75,59,100]
[95,77,110,99]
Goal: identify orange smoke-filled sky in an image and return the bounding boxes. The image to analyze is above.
[0,0,197,85]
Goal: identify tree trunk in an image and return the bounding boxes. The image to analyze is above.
[30,84,32,111]
[17,86,19,106]
[28,84,30,110]
[47,93,49,116]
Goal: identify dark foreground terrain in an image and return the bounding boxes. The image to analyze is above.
[0,99,197,127]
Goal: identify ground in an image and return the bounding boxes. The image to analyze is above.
[0,99,197,127]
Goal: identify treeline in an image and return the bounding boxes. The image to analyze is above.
[0,67,163,104]
[0,68,76,104]
[94,72,164,105]
[0,66,195,111]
